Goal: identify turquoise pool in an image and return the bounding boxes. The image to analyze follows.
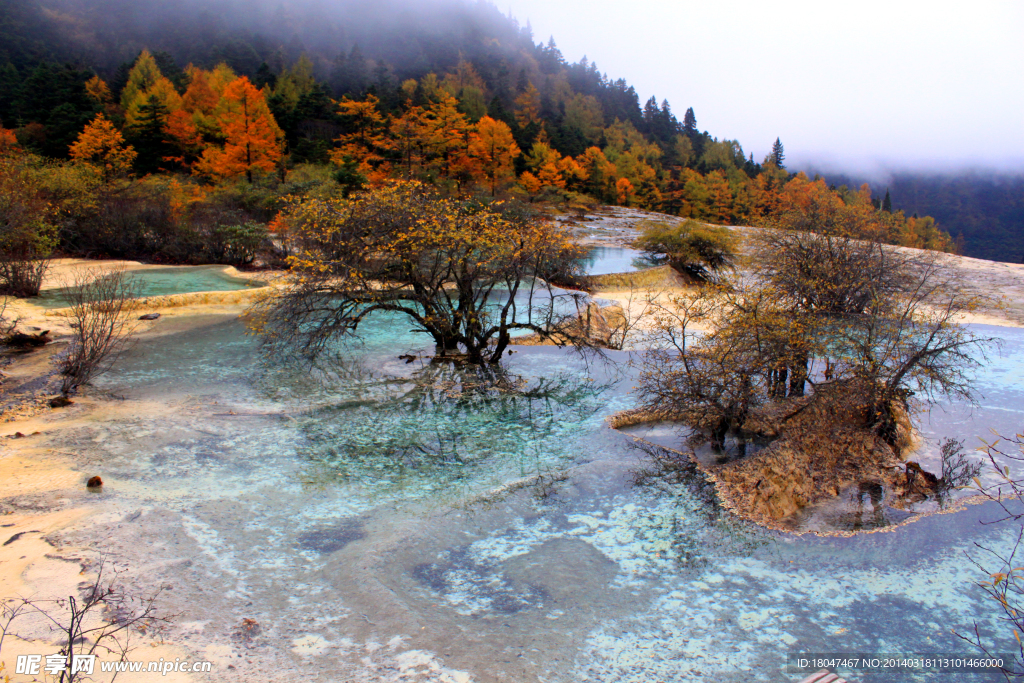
[32,265,263,308]
[40,318,1023,682]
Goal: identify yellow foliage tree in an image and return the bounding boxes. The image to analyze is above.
[557,156,586,191]
[252,181,588,364]
[119,50,162,110]
[524,141,560,173]
[467,116,520,195]
[84,76,111,104]
[392,106,427,178]
[537,161,565,190]
[68,114,137,179]
[514,83,542,128]
[120,50,183,128]
[421,93,469,179]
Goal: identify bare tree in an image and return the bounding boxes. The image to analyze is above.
[637,231,992,455]
[54,267,141,397]
[583,282,665,351]
[0,559,169,683]
[0,296,18,340]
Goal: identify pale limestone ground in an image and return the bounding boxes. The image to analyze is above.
[0,261,278,681]
[572,207,1024,333]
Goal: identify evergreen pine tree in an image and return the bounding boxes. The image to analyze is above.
[683,107,697,137]
[254,62,277,90]
[882,188,892,213]
[341,45,367,95]
[770,137,785,168]
[129,93,171,173]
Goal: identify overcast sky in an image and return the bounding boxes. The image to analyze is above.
[504,0,1024,176]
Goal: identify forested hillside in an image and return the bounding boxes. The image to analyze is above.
[815,170,1024,263]
[1,0,956,263]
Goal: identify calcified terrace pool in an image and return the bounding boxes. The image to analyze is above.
[30,308,1020,683]
[31,265,262,308]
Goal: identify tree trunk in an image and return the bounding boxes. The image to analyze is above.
[490,330,511,363]
[710,421,729,452]
[433,333,460,357]
[789,352,809,397]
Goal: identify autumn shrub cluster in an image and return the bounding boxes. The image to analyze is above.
[25,171,264,266]
[637,197,986,457]
[0,155,57,296]
[634,219,738,282]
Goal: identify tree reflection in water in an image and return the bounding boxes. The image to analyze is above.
[266,352,612,500]
[626,439,774,572]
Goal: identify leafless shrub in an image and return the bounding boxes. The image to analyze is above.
[638,229,993,454]
[957,432,1024,679]
[0,559,169,683]
[0,296,17,340]
[599,283,664,351]
[54,267,141,396]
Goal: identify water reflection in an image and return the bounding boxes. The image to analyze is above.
[626,439,775,571]
[584,246,654,275]
[293,358,613,502]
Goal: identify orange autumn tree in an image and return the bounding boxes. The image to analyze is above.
[181,64,237,133]
[467,116,520,195]
[518,171,542,201]
[331,94,393,182]
[165,64,237,169]
[0,126,18,155]
[196,77,284,182]
[523,142,566,191]
[514,83,542,128]
[163,109,205,168]
[69,114,137,179]
[578,146,618,200]
[615,177,635,205]
[392,106,428,178]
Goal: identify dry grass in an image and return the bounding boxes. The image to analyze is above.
[585,265,688,291]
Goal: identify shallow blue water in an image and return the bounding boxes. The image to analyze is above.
[585,247,653,275]
[58,318,1024,682]
[32,265,262,308]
